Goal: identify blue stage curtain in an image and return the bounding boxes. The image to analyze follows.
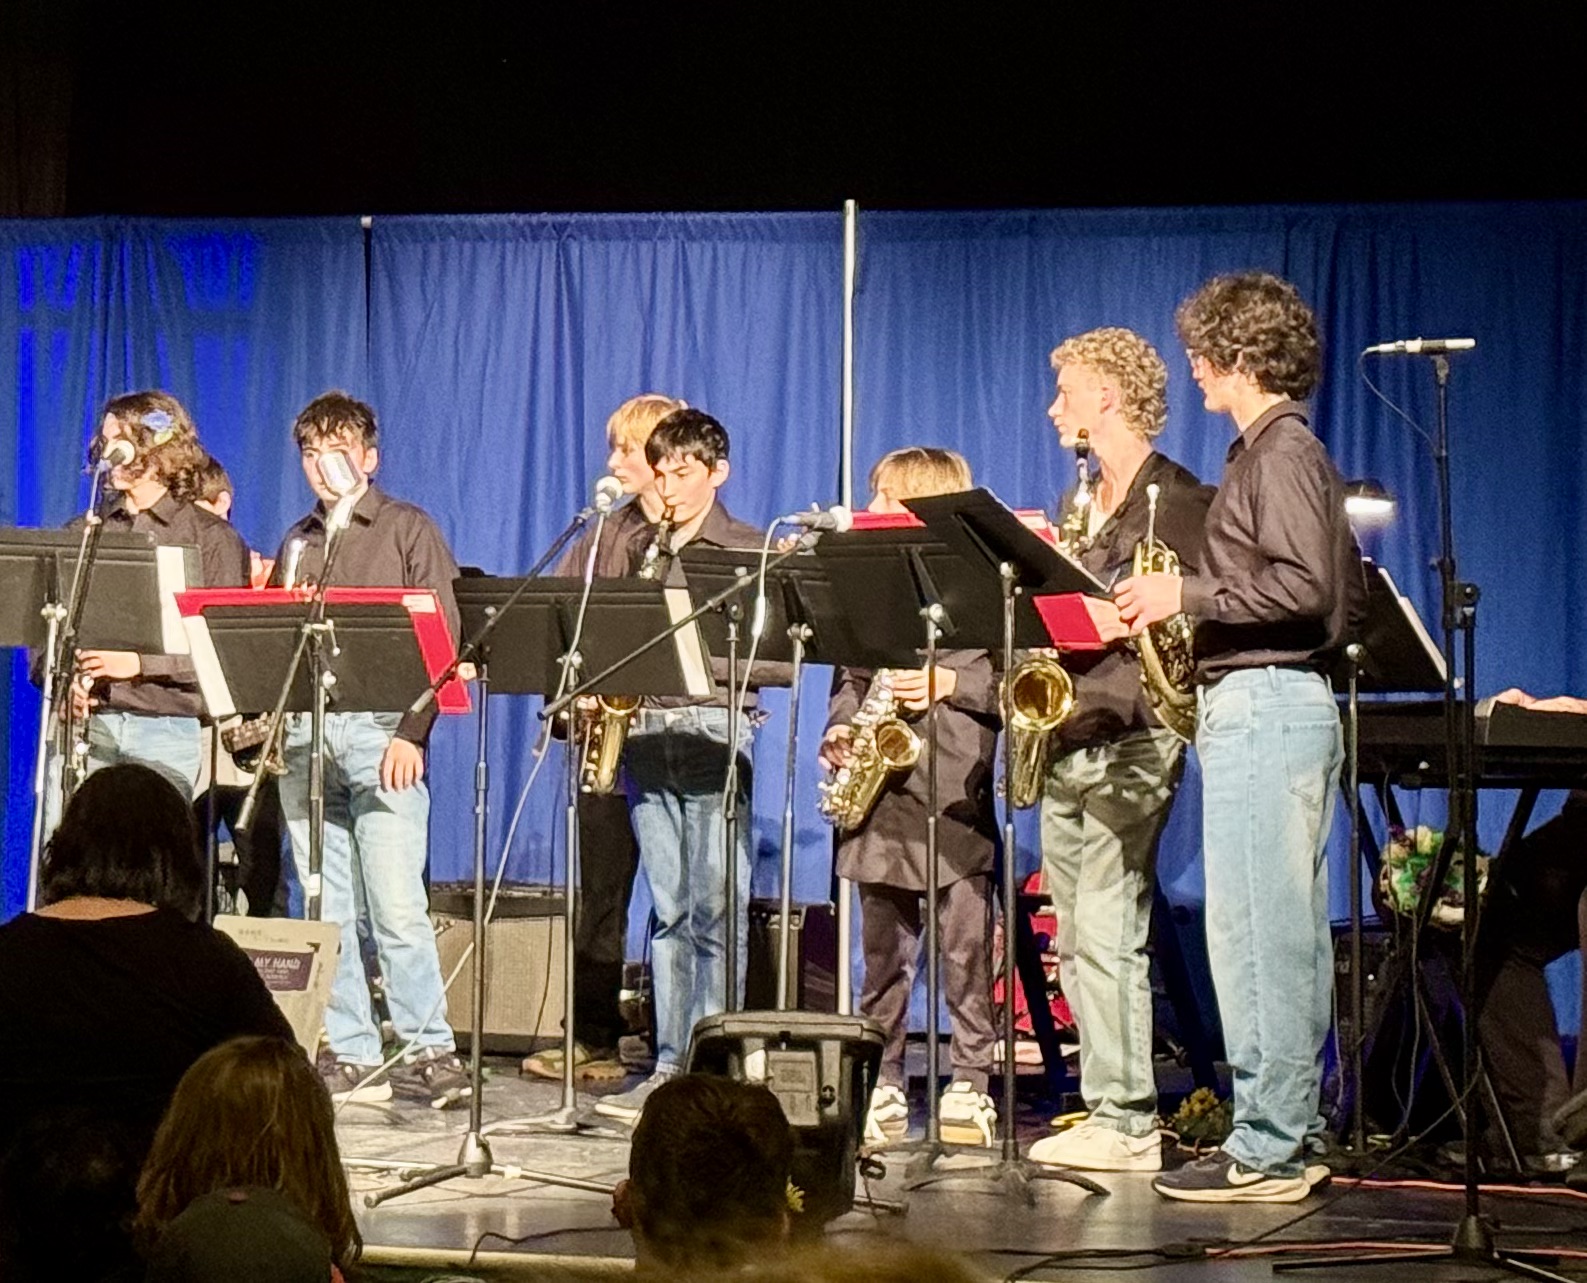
[0,218,367,915]
[366,214,843,917]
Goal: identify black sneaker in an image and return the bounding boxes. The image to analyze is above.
[394,1048,473,1110]
[321,1061,393,1105]
[1153,1150,1310,1203]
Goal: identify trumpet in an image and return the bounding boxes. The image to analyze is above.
[1003,652,1075,808]
[578,695,641,794]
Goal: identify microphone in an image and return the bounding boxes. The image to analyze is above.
[95,438,136,472]
[1362,338,1476,356]
[781,504,854,533]
[592,475,625,514]
[317,450,362,498]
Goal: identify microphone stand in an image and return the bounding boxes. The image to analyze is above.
[235,494,357,922]
[367,501,633,1205]
[28,463,116,907]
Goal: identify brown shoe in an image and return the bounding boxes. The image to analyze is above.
[521,1042,625,1082]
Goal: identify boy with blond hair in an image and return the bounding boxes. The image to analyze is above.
[819,447,1002,1147]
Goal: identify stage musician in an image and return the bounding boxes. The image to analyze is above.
[593,408,789,1125]
[1118,272,1361,1203]
[55,392,249,805]
[521,393,686,1085]
[1026,329,1213,1173]
[270,391,470,1109]
[818,448,1001,1149]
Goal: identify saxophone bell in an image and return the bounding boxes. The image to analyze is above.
[579,695,641,794]
[1002,653,1075,808]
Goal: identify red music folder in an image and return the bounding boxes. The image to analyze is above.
[176,587,471,716]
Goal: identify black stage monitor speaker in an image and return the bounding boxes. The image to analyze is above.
[745,900,838,1012]
[687,1010,884,1228]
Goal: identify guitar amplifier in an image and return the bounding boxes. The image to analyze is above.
[745,900,837,1013]
[430,885,565,1054]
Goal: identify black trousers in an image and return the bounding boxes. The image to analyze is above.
[1474,793,1587,1155]
[194,780,286,917]
[574,790,642,1050]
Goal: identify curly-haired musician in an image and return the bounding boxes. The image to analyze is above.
[1118,273,1361,1202]
[57,392,250,804]
[1026,329,1213,1173]
[521,393,686,1085]
[819,448,1002,1148]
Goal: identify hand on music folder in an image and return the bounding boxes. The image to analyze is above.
[1032,593,1120,651]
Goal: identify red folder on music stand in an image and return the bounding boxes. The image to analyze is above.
[176,588,471,717]
[1031,594,1108,651]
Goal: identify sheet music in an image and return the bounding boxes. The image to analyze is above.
[664,586,714,698]
[1379,564,1448,684]
[178,613,237,718]
[156,545,193,654]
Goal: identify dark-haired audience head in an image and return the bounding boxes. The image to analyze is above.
[0,1107,144,1282]
[1174,271,1322,403]
[137,1036,359,1272]
[644,408,731,526]
[42,763,205,921]
[193,455,235,521]
[616,1073,794,1272]
[96,390,208,504]
[291,391,379,507]
[143,1187,334,1283]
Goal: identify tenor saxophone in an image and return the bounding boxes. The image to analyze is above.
[1133,482,1198,742]
[817,670,922,831]
[578,695,642,794]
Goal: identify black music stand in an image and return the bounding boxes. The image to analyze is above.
[364,574,699,1206]
[1329,560,1446,1156]
[0,528,188,907]
[180,594,458,922]
[452,576,709,1140]
[814,502,1107,1203]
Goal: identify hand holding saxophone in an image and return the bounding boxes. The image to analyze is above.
[887,666,957,711]
[1114,571,1182,633]
[818,725,855,771]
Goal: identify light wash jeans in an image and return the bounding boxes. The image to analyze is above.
[43,711,204,836]
[87,711,203,798]
[623,705,752,1072]
[1041,727,1184,1137]
[1198,666,1342,1176]
[280,711,454,1066]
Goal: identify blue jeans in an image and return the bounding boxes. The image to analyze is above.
[623,705,752,1072]
[87,712,202,799]
[1198,667,1342,1176]
[1041,727,1184,1137]
[280,712,454,1065]
[43,711,203,838]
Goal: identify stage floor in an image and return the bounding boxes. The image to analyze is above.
[341,1055,1587,1281]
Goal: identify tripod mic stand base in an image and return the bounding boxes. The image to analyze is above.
[903,1154,1108,1205]
[1273,1212,1574,1280]
[483,1103,588,1136]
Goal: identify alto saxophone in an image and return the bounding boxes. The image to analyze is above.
[1132,482,1198,741]
[575,516,673,795]
[817,670,922,831]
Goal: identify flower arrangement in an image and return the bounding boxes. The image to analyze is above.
[1377,825,1489,929]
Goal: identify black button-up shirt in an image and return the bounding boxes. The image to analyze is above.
[1181,401,1365,685]
[271,485,460,744]
[1057,451,1214,751]
[86,491,251,718]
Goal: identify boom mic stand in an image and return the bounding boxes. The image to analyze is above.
[368,500,631,1204]
[28,458,117,907]
[1279,354,1566,1280]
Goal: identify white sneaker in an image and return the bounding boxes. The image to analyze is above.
[864,1083,910,1145]
[1029,1119,1162,1172]
[939,1081,997,1147]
